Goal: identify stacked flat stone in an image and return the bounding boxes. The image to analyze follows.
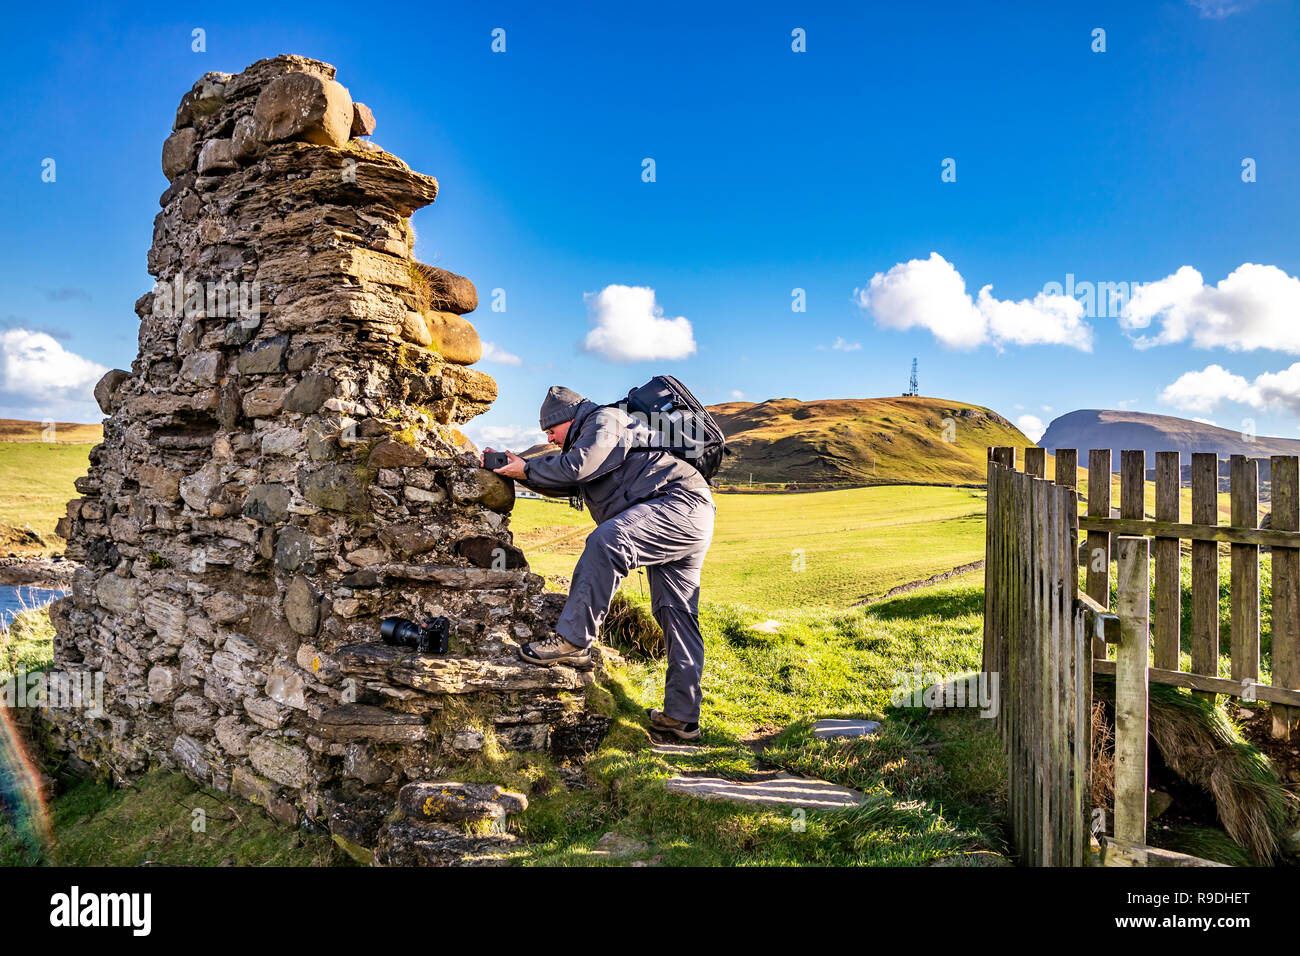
[43,55,611,866]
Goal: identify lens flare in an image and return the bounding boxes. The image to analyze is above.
[0,698,53,859]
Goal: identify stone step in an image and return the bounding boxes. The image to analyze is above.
[310,703,429,743]
[811,718,882,739]
[397,780,527,825]
[335,642,592,694]
[374,819,518,867]
[664,772,866,810]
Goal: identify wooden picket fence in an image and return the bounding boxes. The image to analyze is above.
[983,446,1098,866]
[983,444,1300,866]
[1077,448,1300,737]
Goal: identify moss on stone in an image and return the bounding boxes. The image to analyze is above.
[582,682,618,719]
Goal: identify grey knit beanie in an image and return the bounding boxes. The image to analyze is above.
[539,385,585,430]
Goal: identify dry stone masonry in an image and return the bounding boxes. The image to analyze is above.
[43,55,612,865]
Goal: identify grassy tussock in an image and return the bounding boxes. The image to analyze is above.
[1094,675,1295,865]
[601,591,664,659]
[1,602,56,679]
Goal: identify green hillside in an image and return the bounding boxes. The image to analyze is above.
[707,395,1034,486]
[513,484,988,609]
[0,442,95,553]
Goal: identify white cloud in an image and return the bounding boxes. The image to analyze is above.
[480,341,522,366]
[1121,263,1300,352]
[831,337,861,352]
[0,328,107,421]
[1016,414,1046,442]
[729,389,746,400]
[1253,365,1300,414]
[460,422,545,454]
[1192,417,1220,427]
[1159,364,1258,413]
[855,252,1092,351]
[581,285,696,363]
[1186,0,1255,18]
[979,285,1091,350]
[1159,362,1300,417]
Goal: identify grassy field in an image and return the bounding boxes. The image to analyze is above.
[0,442,94,553]
[0,420,101,444]
[513,485,988,608]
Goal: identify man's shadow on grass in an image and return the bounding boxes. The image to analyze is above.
[865,588,984,622]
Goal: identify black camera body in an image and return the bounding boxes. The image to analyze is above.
[483,451,511,471]
[380,616,450,654]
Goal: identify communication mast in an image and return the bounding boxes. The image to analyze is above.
[904,358,919,397]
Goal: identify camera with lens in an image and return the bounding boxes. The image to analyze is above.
[380,616,450,654]
[483,450,511,471]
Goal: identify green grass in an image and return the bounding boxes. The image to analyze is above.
[0,771,349,867]
[0,441,94,553]
[514,485,988,608]
[505,575,1007,866]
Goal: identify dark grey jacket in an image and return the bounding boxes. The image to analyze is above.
[522,399,712,524]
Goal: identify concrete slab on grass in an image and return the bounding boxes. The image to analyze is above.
[651,742,699,756]
[811,718,882,739]
[665,773,865,809]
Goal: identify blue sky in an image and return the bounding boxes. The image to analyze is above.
[2,0,1299,449]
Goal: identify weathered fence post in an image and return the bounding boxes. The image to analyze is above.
[1025,446,1046,478]
[1191,453,1219,703]
[1114,536,1150,845]
[1273,456,1300,739]
[1086,450,1112,660]
[1153,451,1181,670]
[1229,455,1260,687]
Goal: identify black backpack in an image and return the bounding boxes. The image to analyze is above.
[612,375,730,483]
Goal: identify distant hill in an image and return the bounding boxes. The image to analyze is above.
[704,396,1033,486]
[0,419,102,443]
[1038,410,1300,469]
[519,442,560,459]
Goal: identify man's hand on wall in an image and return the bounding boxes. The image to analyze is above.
[482,447,527,480]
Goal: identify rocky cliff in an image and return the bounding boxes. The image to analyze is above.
[42,55,611,865]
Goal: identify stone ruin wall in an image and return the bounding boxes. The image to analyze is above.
[42,55,611,864]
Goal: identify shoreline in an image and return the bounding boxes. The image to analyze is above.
[0,555,75,589]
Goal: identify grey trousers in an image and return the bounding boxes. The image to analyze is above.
[556,486,716,724]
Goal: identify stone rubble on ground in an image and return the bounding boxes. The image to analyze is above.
[590,831,649,859]
[41,54,613,866]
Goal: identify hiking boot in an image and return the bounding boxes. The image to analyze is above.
[519,634,592,668]
[646,708,701,741]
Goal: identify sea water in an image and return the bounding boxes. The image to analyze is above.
[0,585,68,625]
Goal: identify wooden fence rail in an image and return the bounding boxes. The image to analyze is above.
[1070,447,1300,739]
